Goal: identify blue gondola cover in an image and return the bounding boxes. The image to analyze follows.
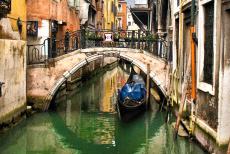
[119,75,146,103]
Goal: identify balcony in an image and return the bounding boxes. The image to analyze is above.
[0,0,11,17]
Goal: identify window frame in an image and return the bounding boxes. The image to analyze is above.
[197,0,217,95]
[118,4,122,12]
[117,17,122,29]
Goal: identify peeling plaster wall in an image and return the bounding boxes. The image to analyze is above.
[196,91,218,130]
[217,3,230,145]
[7,0,27,40]
[0,40,27,124]
[79,0,90,25]
[27,0,80,42]
[117,1,127,30]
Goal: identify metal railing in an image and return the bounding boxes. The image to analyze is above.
[27,38,51,64]
[27,29,169,65]
[54,30,81,57]
[82,29,169,59]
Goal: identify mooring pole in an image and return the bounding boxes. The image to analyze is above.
[146,63,150,109]
[228,138,230,154]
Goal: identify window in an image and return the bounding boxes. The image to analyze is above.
[118,4,122,12]
[111,2,114,13]
[128,21,131,26]
[198,0,216,94]
[111,22,114,30]
[177,0,179,7]
[182,8,192,80]
[88,8,96,26]
[117,17,122,29]
[203,1,214,84]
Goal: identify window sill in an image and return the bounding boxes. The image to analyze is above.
[197,82,214,95]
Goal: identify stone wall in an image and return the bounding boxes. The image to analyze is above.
[0,40,27,124]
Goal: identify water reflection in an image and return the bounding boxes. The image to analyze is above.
[0,65,206,154]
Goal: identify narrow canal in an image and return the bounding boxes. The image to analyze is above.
[0,64,207,154]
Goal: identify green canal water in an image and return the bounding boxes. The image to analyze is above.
[0,65,207,154]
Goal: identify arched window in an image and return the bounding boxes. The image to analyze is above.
[118,4,122,12]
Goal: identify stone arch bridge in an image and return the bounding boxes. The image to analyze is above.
[27,48,168,110]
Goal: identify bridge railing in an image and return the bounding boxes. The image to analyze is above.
[82,29,169,60]
[53,30,81,57]
[27,38,51,65]
[27,29,170,65]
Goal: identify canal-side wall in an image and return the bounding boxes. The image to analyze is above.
[0,40,27,125]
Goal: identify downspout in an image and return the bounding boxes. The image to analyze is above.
[190,0,196,101]
[189,0,197,135]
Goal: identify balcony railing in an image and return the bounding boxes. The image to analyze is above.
[0,0,11,17]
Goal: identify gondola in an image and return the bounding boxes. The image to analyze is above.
[117,66,147,119]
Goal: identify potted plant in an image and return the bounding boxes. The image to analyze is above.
[114,33,120,42]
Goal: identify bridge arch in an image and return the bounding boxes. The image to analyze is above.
[27,48,167,110]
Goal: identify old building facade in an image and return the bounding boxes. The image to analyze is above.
[117,0,127,30]
[7,0,27,40]
[96,0,104,30]
[130,0,152,31]
[27,0,80,45]
[78,0,104,30]
[127,9,139,31]
[167,0,230,153]
[103,0,119,30]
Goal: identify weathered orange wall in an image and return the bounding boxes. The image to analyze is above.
[27,0,80,38]
[117,1,127,30]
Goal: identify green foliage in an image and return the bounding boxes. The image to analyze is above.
[86,31,103,41]
[146,34,158,42]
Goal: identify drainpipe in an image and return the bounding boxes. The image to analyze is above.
[189,0,197,136]
[190,0,196,101]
